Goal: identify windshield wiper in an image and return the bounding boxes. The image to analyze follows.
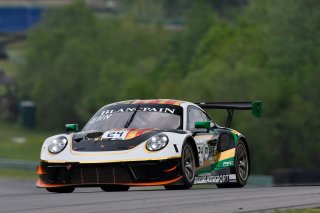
[124,105,140,128]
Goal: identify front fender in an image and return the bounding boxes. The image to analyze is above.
[40,131,191,164]
[183,136,200,167]
[40,134,71,159]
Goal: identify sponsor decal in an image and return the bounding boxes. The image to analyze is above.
[194,174,237,184]
[229,174,237,183]
[101,131,128,140]
[88,107,177,125]
[194,175,231,184]
[231,129,241,136]
[100,107,176,115]
[222,161,234,167]
[195,136,216,166]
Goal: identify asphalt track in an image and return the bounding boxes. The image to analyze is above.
[0,178,319,213]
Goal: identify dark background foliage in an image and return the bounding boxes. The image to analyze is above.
[18,0,320,173]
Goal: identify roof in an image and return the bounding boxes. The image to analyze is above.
[131,99,184,106]
[107,99,186,107]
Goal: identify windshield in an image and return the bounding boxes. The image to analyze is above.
[82,104,183,132]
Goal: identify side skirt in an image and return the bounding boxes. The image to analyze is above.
[194,167,237,184]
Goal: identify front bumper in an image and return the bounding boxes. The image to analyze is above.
[36,158,183,188]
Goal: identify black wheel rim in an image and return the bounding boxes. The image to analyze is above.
[183,145,195,182]
[237,143,248,181]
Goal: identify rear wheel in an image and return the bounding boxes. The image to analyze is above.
[101,185,130,192]
[216,140,249,188]
[165,142,195,190]
[46,186,75,193]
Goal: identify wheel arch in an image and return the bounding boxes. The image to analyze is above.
[238,136,251,176]
[183,136,200,167]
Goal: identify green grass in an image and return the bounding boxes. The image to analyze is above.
[0,167,37,180]
[0,120,52,179]
[0,40,42,179]
[0,121,53,161]
[275,209,320,213]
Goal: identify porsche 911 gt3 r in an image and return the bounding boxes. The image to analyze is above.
[36,99,262,193]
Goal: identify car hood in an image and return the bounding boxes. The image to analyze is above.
[71,128,160,152]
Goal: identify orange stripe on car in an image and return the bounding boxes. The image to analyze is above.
[132,99,183,106]
[36,179,66,188]
[136,129,153,137]
[159,100,167,104]
[172,101,182,106]
[214,148,236,162]
[165,100,175,105]
[148,100,161,104]
[120,176,183,186]
[36,165,46,175]
[36,176,183,187]
[132,100,146,104]
[163,165,177,172]
[125,129,139,140]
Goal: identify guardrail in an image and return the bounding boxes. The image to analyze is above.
[0,158,38,170]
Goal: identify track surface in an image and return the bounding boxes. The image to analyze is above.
[0,179,319,213]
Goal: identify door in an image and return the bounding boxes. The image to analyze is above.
[186,106,218,170]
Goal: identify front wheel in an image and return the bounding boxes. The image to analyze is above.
[165,142,195,190]
[216,140,249,188]
[46,186,75,193]
[101,185,130,192]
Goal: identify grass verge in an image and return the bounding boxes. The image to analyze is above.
[276,209,320,213]
[0,121,53,161]
[0,167,37,180]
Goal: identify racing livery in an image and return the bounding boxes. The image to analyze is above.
[36,99,262,193]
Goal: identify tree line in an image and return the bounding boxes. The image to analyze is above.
[19,0,320,173]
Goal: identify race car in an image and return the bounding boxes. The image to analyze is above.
[36,99,262,193]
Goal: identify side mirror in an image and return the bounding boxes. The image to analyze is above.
[66,124,78,133]
[194,121,210,133]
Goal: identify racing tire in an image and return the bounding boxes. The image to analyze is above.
[46,186,75,193]
[216,140,249,188]
[164,142,196,190]
[100,185,130,192]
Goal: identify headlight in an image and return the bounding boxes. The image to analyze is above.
[146,133,169,151]
[48,136,68,154]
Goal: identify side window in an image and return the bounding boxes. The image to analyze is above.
[187,107,211,130]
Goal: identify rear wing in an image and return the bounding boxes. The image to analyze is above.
[195,101,262,128]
